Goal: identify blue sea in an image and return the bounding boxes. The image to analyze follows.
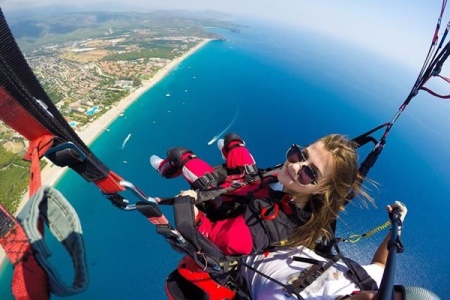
[1,19,449,299]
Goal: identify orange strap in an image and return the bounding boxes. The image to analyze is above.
[1,134,54,299]
[26,135,54,197]
[94,171,126,194]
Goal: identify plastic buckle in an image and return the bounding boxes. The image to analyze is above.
[231,181,243,188]
[244,164,257,175]
[198,172,215,187]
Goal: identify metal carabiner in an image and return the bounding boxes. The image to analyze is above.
[108,182,187,245]
[106,181,158,211]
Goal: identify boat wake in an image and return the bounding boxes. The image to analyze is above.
[121,133,131,149]
[207,105,239,145]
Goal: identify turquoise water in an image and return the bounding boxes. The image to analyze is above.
[1,20,449,299]
[69,121,78,127]
[85,105,99,116]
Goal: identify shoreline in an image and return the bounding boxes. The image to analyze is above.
[0,38,213,274]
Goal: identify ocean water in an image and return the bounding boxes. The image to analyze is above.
[1,19,449,299]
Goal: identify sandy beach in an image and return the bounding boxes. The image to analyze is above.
[0,38,212,272]
[16,38,212,212]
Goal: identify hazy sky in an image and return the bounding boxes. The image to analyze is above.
[0,1,448,69]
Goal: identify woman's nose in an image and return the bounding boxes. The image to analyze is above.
[292,161,307,172]
[296,160,308,167]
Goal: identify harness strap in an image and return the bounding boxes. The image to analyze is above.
[242,247,376,300]
[227,164,259,177]
[196,167,280,204]
[147,165,281,207]
[28,135,55,196]
[135,201,187,245]
[94,171,126,194]
[290,253,342,294]
[226,142,244,153]
[17,186,89,296]
[334,242,378,291]
[192,172,219,190]
[341,257,378,291]
[0,9,125,193]
[0,86,55,298]
[240,260,304,299]
[172,196,226,274]
[0,9,84,152]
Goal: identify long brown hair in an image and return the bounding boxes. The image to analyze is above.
[286,134,373,248]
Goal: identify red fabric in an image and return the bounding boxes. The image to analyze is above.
[148,215,170,225]
[180,142,255,184]
[0,88,54,299]
[174,256,236,300]
[438,74,450,84]
[0,88,52,141]
[421,86,450,99]
[280,194,294,215]
[95,171,126,194]
[224,141,255,169]
[197,214,253,255]
[157,157,182,178]
[0,205,49,300]
[29,148,42,198]
[181,153,215,184]
[12,258,49,300]
[161,141,257,255]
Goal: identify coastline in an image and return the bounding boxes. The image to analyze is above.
[0,38,213,274]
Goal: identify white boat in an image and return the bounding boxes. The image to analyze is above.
[121,133,131,149]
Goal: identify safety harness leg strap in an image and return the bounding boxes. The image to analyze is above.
[332,242,378,292]
[17,186,89,296]
[341,257,378,291]
[173,196,227,274]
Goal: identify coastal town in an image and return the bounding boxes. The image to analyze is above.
[28,35,205,129]
[1,34,206,155]
[0,10,237,214]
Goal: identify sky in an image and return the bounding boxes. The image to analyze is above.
[0,1,447,70]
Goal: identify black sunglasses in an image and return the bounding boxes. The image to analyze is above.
[285,144,318,185]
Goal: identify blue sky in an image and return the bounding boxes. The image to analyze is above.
[0,1,447,69]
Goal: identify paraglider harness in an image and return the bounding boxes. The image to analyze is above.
[146,158,284,299]
[0,0,449,298]
[151,157,381,300]
[154,139,406,300]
